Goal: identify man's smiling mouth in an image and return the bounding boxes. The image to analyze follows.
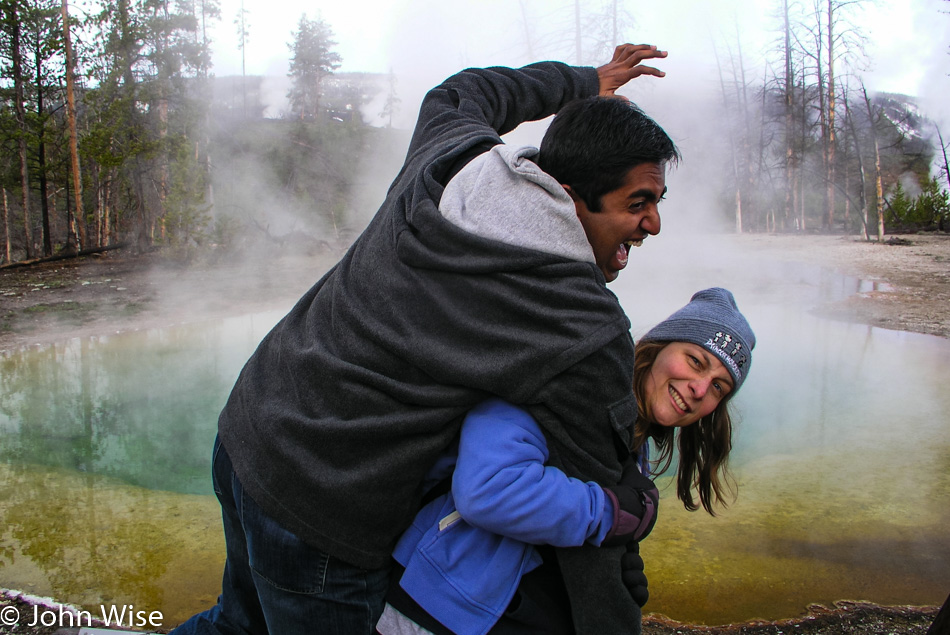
[615,240,643,269]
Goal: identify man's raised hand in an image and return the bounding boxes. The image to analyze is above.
[597,44,667,98]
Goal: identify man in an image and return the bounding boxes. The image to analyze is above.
[171,44,678,635]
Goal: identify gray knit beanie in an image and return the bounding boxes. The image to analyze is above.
[641,288,755,392]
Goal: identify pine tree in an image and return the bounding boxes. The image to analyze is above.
[287,14,341,121]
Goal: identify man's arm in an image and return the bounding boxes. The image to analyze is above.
[404,62,598,185]
[403,44,668,186]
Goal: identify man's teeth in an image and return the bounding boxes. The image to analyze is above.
[624,240,643,248]
[669,385,688,411]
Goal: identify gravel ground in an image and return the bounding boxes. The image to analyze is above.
[0,591,943,634]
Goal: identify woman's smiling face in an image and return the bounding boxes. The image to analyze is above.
[643,342,734,428]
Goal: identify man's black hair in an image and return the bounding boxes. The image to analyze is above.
[537,97,679,212]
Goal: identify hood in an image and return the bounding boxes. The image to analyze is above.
[438,145,595,264]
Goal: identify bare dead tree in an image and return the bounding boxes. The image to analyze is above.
[937,125,950,194]
[861,81,885,242]
[782,0,795,231]
[842,85,870,240]
[713,39,744,233]
[234,0,250,119]
[825,0,837,230]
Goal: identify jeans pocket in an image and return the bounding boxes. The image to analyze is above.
[241,488,330,594]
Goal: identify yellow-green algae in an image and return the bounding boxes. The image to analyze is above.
[642,440,950,625]
[3,437,947,628]
[0,462,223,628]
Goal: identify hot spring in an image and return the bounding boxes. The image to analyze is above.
[1,239,947,627]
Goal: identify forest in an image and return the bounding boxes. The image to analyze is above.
[710,0,949,238]
[0,0,948,266]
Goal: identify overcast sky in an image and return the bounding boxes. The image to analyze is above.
[206,0,949,127]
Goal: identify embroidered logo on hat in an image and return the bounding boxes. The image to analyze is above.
[707,330,749,380]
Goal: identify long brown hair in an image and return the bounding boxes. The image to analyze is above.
[631,340,737,515]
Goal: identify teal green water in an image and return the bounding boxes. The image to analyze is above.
[1,255,949,627]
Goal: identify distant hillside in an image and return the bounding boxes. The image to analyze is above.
[211,72,388,123]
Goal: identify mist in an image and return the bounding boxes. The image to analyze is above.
[3,1,950,625]
[201,0,949,260]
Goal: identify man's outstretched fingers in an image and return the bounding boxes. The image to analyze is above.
[597,43,667,96]
[612,43,668,64]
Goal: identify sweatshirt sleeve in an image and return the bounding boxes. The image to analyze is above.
[404,62,600,186]
[452,399,612,547]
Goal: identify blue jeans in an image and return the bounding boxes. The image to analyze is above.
[170,436,391,634]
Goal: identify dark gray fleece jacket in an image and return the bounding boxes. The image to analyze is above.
[218,61,641,634]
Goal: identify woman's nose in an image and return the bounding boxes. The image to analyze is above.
[689,376,711,398]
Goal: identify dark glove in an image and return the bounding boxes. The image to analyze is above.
[622,541,649,607]
[601,460,659,547]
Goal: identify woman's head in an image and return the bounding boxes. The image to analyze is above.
[633,288,755,515]
[640,287,754,392]
[641,341,734,429]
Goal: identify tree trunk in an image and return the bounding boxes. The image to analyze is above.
[814,1,827,232]
[844,92,869,241]
[117,0,150,251]
[713,42,743,232]
[63,0,86,251]
[783,0,794,232]
[103,167,116,246]
[733,31,754,230]
[2,188,10,263]
[799,62,808,231]
[843,161,850,229]
[238,0,248,118]
[862,84,884,242]
[11,6,33,259]
[0,242,128,270]
[937,126,950,194]
[36,47,53,256]
[63,174,78,256]
[197,5,215,232]
[758,67,770,231]
[825,0,837,230]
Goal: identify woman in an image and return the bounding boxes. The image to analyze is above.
[377,287,755,635]
[632,286,754,515]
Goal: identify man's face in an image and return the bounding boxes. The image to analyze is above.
[569,162,666,283]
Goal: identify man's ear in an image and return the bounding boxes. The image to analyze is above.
[563,185,587,218]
